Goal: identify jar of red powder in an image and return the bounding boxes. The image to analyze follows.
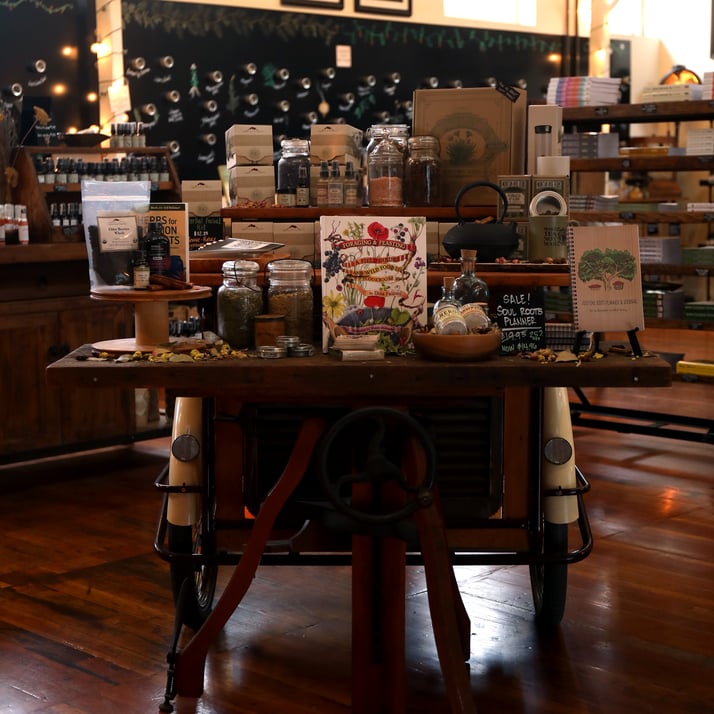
[367,130,404,207]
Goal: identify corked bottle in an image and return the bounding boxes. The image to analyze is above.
[432,277,468,335]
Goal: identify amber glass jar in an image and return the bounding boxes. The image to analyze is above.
[404,135,441,206]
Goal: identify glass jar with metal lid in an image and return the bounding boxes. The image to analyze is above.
[404,134,441,206]
[367,130,404,207]
[277,138,311,195]
[217,260,263,348]
[365,124,409,156]
[267,258,314,342]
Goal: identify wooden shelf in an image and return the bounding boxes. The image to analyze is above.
[221,206,495,221]
[562,100,714,127]
[571,210,714,224]
[0,242,87,265]
[569,155,714,173]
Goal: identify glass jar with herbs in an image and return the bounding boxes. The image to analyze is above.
[267,258,314,342]
[217,260,263,349]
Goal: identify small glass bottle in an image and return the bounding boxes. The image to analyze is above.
[452,249,490,312]
[267,258,314,343]
[277,138,311,194]
[432,277,468,335]
[343,161,359,207]
[217,260,263,348]
[296,164,310,207]
[327,160,343,207]
[367,131,404,207]
[132,247,150,289]
[404,135,441,206]
[316,160,330,207]
[144,221,171,277]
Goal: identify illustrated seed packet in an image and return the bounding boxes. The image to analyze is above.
[320,216,428,354]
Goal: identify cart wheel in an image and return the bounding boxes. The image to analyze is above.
[317,407,436,526]
[529,521,568,629]
[167,520,217,631]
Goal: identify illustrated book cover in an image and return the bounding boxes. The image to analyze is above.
[568,224,645,334]
[319,216,428,354]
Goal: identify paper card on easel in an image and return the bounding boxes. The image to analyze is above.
[568,224,645,333]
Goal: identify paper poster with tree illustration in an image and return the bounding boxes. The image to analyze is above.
[568,224,645,333]
[320,216,428,354]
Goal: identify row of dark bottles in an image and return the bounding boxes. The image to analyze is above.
[34,155,171,185]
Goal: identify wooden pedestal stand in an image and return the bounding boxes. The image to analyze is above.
[90,285,213,352]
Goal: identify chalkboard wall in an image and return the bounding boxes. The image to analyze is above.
[121,2,590,179]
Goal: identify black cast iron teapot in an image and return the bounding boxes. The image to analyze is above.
[442,180,520,262]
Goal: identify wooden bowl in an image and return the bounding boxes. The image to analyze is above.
[412,329,502,362]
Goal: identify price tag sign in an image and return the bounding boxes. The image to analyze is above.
[494,288,546,354]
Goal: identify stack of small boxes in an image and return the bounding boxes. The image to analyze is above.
[225,124,275,207]
[497,173,570,260]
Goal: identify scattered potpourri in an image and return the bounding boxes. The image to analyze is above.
[519,345,654,365]
[85,339,250,363]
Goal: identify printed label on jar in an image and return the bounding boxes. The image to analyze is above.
[433,306,468,335]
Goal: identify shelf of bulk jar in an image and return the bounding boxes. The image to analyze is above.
[221,206,496,220]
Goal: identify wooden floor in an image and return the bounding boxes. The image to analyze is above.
[0,383,712,714]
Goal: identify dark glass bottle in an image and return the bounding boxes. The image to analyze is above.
[145,222,171,277]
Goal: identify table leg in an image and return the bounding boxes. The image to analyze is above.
[351,530,407,714]
[173,416,326,698]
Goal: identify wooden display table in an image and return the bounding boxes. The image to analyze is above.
[47,347,671,714]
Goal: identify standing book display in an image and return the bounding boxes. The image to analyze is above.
[568,224,645,355]
[320,216,428,355]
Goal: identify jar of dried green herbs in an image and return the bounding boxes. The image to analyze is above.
[267,258,313,343]
[217,260,263,348]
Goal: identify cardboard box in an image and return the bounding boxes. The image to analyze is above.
[498,175,531,219]
[227,165,275,208]
[182,180,225,250]
[272,222,317,262]
[310,124,363,167]
[530,176,570,213]
[412,86,527,206]
[225,124,274,167]
[231,220,274,242]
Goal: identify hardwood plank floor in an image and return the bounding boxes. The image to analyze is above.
[0,390,712,713]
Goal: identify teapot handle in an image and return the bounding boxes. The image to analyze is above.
[454,181,508,224]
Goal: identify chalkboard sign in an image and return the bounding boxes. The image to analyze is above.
[494,288,546,354]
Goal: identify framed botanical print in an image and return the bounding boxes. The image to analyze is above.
[355,0,412,16]
[281,0,344,9]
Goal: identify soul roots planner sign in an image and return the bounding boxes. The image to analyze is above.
[320,216,428,353]
[568,224,645,334]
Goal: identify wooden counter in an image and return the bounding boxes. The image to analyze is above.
[47,345,671,397]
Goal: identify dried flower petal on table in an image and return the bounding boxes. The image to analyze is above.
[555,349,578,362]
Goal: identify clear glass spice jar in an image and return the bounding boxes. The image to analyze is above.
[217,260,263,348]
[404,134,441,206]
[452,249,490,312]
[277,138,311,195]
[367,130,404,207]
[267,258,314,343]
[432,276,468,335]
